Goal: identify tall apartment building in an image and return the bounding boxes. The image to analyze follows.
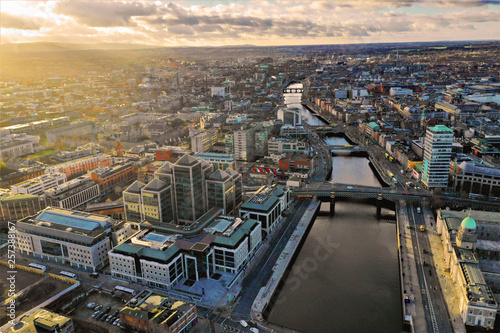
[44,175,100,210]
[11,172,67,195]
[225,125,256,161]
[422,125,453,189]
[254,129,269,158]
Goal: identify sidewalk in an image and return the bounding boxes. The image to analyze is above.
[423,206,466,333]
[398,201,428,333]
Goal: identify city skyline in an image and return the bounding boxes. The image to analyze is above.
[1,0,499,46]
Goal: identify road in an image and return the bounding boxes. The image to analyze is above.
[232,198,310,322]
[407,203,453,333]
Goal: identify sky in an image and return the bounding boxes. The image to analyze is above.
[1,0,499,46]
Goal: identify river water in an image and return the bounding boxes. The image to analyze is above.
[267,85,402,333]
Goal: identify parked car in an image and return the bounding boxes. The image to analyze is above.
[111,311,119,318]
[239,320,248,327]
[89,272,99,278]
[87,302,96,309]
[95,313,104,320]
[94,305,102,311]
[103,306,111,314]
[92,311,100,318]
[250,328,259,333]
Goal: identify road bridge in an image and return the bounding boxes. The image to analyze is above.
[329,145,368,154]
[292,182,500,216]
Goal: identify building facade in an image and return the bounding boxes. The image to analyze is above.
[17,207,116,272]
[44,175,100,210]
[11,172,67,195]
[422,125,453,189]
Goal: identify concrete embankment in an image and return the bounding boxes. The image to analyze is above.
[252,199,321,324]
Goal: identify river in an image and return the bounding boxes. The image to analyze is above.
[267,84,402,333]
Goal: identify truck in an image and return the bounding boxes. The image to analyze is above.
[420,225,425,232]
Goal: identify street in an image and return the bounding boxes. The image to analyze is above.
[407,203,453,333]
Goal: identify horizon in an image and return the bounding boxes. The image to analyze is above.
[1,0,499,47]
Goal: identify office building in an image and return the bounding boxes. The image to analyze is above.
[190,128,217,153]
[194,152,236,171]
[268,138,307,155]
[278,107,302,126]
[123,179,175,225]
[17,207,120,271]
[45,154,110,180]
[11,172,67,195]
[452,162,500,199]
[44,175,100,210]
[422,125,453,189]
[0,193,47,222]
[206,170,236,215]
[226,125,256,161]
[89,162,137,197]
[239,185,291,237]
[109,214,261,289]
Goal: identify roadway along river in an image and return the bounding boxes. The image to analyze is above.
[266,85,403,332]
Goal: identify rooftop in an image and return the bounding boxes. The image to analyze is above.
[428,125,452,133]
[5,308,72,333]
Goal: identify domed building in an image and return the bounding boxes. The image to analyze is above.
[436,209,499,329]
[456,216,478,250]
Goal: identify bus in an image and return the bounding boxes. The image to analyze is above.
[114,286,136,296]
[59,271,78,279]
[29,263,47,272]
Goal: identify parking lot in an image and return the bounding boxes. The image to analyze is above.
[71,291,127,333]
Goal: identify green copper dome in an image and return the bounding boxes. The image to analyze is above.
[461,217,477,229]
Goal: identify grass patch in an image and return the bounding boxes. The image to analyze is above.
[25,149,56,159]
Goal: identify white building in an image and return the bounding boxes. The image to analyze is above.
[44,175,100,210]
[11,172,67,195]
[0,134,39,158]
[268,138,307,155]
[109,216,261,290]
[16,207,121,272]
[389,87,413,96]
[422,125,453,189]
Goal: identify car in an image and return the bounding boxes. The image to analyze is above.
[89,272,99,278]
[92,311,100,318]
[111,311,119,318]
[240,320,249,327]
[107,316,114,323]
[250,328,259,333]
[416,207,421,213]
[114,319,120,326]
[94,305,102,311]
[87,302,96,309]
[100,314,108,321]
[95,313,104,320]
[103,306,111,314]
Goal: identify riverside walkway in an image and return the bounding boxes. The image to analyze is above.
[252,199,321,321]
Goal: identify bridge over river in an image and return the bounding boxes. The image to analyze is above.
[293,182,500,215]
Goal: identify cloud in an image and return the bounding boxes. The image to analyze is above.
[53,1,161,27]
[2,0,499,46]
[0,12,51,30]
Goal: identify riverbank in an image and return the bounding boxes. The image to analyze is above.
[252,199,321,328]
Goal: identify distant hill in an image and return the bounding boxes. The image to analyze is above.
[0,42,159,54]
